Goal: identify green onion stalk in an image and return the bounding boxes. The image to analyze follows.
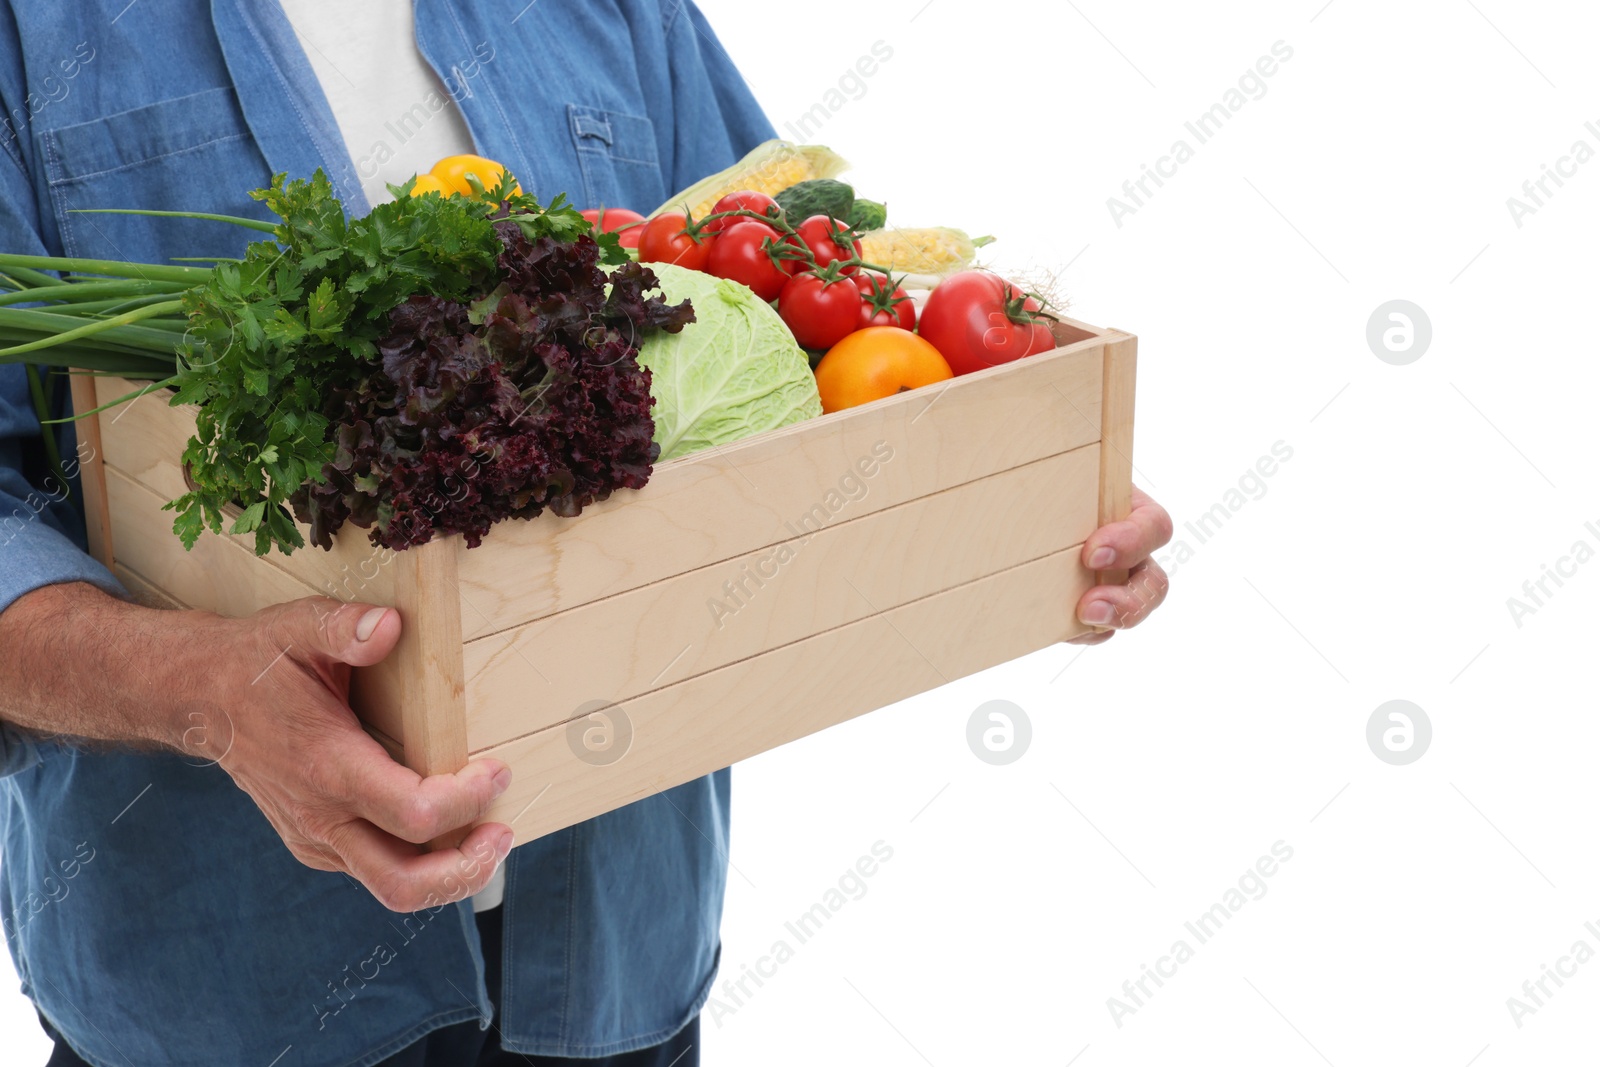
[0,209,272,486]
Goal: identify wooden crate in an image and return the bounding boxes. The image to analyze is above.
[71,316,1135,846]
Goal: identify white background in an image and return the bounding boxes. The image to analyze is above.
[700,0,1600,1064]
[9,1,1600,1064]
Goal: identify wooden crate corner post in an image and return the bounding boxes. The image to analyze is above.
[1095,331,1138,590]
[347,536,472,851]
[68,369,114,570]
[348,536,469,781]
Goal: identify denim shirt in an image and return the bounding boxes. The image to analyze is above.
[0,2,772,1064]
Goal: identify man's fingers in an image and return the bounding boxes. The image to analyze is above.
[1075,559,1169,632]
[332,730,511,844]
[1080,486,1172,572]
[325,818,514,913]
[265,598,404,671]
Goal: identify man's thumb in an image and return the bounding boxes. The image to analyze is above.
[286,599,403,668]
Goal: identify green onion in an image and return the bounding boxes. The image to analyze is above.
[0,300,185,357]
[28,294,187,318]
[24,364,66,492]
[0,253,207,286]
[0,279,186,306]
[67,208,277,234]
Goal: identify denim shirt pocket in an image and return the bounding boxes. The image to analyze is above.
[567,103,665,211]
[39,86,269,261]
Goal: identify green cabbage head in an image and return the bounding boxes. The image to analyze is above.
[636,262,822,461]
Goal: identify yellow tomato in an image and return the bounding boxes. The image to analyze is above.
[407,173,451,197]
[813,327,953,414]
[429,154,520,197]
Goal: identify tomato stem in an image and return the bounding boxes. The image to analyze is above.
[1004,287,1060,327]
[807,259,856,285]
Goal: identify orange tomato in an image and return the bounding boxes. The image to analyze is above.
[813,327,953,413]
[429,154,520,197]
[406,174,451,197]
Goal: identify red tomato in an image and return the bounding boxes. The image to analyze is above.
[706,220,789,301]
[779,271,863,350]
[783,215,862,275]
[580,207,646,249]
[638,212,712,271]
[853,271,915,331]
[704,190,782,235]
[916,270,1057,375]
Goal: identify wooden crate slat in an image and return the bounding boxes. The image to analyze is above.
[472,544,1096,846]
[103,467,323,621]
[1050,317,1108,345]
[453,333,1108,639]
[112,562,185,610]
[462,443,1101,751]
[88,378,191,497]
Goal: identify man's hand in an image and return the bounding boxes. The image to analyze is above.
[1071,486,1172,645]
[0,583,512,912]
[206,598,513,910]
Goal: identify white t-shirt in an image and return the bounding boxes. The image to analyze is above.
[277,0,506,911]
[277,0,477,207]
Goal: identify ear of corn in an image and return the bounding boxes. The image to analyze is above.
[857,227,994,288]
[650,140,849,219]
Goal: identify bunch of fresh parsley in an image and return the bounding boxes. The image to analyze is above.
[166,170,622,556]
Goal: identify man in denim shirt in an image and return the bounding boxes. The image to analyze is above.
[0,3,1175,1065]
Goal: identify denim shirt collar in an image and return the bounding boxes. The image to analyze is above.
[209,0,372,214]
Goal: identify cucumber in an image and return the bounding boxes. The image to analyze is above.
[775,178,856,223]
[847,198,887,232]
